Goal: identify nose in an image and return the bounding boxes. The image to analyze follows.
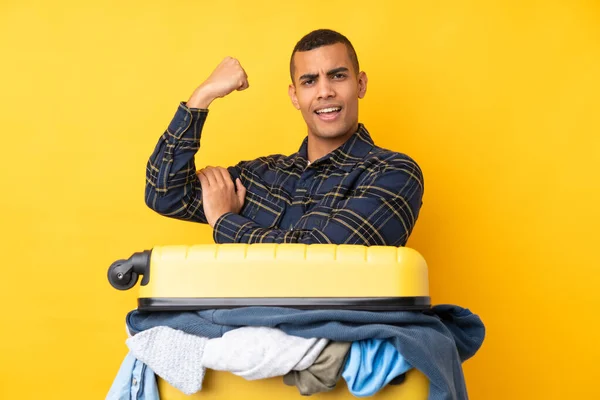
[316,77,335,100]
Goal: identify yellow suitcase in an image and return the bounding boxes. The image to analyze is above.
[108,244,431,399]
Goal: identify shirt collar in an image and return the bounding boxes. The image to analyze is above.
[294,123,374,172]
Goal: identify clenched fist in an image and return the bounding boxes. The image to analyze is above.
[187,57,249,109]
[197,167,247,227]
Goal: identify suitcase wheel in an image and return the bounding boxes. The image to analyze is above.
[107,259,139,290]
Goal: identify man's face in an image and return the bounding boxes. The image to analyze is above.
[289,43,367,140]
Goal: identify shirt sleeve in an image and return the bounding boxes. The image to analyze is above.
[144,102,210,223]
[213,158,424,246]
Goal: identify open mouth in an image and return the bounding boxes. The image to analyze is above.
[314,106,342,121]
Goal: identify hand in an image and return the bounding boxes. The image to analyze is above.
[197,167,246,227]
[187,57,249,108]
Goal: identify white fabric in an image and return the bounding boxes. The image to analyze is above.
[202,326,329,379]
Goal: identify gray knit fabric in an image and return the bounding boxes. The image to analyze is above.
[126,326,207,395]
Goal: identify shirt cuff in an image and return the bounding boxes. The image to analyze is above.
[166,102,209,142]
[182,101,209,113]
[213,212,260,244]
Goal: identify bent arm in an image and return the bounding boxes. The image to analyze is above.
[145,102,210,223]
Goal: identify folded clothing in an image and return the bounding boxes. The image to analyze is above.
[342,339,412,397]
[283,341,351,395]
[126,304,485,400]
[126,325,328,395]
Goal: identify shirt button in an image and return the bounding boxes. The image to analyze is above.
[132,378,138,386]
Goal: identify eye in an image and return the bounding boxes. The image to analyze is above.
[302,79,314,86]
[332,73,346,80]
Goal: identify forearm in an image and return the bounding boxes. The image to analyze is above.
[186,84,219,109]
[213,211,413,246]
[145,102,209,223]
[213,213,333,244]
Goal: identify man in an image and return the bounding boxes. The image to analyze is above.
[145,29,423,246]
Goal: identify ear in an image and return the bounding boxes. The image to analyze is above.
[288,84,301,110]
[357,71,368,99]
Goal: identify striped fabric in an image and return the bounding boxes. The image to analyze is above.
[146,102,424,246]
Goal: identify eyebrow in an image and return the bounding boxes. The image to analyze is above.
[299,67,350,82]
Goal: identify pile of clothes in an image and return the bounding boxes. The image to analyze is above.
[107,305,485,400]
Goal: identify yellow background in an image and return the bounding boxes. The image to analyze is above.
[1,0,598,398]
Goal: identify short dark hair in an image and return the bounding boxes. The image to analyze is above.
[290,29,360,82]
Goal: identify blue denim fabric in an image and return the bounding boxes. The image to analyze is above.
[342,339,412,397]
[106,353,159,400]
[126,304,485,400]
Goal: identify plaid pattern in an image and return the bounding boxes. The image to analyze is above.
[146,102,424,246]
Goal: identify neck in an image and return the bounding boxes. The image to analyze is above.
[307,124,358,162]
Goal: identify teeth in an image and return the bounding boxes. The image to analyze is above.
[316,107,341,114]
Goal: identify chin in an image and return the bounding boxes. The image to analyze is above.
[318,124,353,139]
[308,120,343,137]
[323,131,348,139]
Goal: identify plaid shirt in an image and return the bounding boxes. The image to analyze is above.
[146,102,424,246]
